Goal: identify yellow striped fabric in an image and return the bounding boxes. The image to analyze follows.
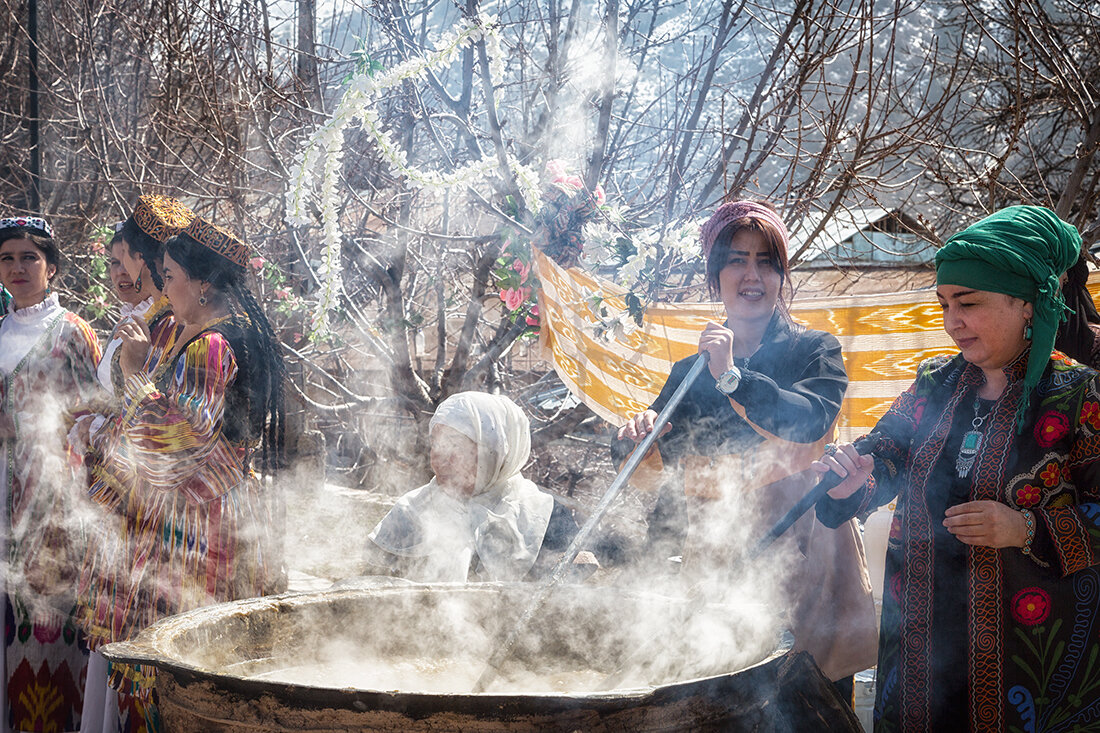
[535,249,1100,443]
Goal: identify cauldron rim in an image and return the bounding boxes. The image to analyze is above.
[100,582,785,711]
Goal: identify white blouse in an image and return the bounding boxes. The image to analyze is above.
[0,293,65,376]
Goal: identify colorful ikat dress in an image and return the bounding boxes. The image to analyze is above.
[0,294,101,732]
[78,315,279,727]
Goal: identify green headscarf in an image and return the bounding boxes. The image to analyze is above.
[936,205,1082,430]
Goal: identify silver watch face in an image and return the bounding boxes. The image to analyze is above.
[715,367,741,394]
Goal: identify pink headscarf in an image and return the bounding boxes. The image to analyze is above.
[699,201,789,262]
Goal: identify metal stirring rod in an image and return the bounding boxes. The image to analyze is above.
[472,352,710,693]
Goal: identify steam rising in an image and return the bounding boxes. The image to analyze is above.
[0,329,812,699]
[264,453,798,694]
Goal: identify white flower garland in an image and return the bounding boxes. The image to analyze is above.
[581,217,702,291]
[285,11,541,337]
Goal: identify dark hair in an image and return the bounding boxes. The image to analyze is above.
[0,227,62,280]
[1055,253,1100,367]
[704,213,794,317]
[120,218,166,290]
[164,232,286,472]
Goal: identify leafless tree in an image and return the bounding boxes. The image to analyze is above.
[2,0,1096,491]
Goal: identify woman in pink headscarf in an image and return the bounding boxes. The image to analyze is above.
[616,201,876,691]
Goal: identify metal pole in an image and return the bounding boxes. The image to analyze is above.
[28,0,41,211]
[472,352,710,692]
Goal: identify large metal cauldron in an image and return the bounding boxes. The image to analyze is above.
[101,583,860,732]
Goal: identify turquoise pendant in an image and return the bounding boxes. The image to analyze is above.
[956,429,981,478]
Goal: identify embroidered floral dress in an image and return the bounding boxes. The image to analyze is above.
[818,351,1100,732]
[0,295,101,732]
[79,317,276,650]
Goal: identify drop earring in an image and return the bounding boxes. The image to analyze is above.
[198,288,208,307]
[1024,318,1033,341]
[134,274,142,293]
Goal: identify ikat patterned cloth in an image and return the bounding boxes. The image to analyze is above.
[2,310,101,732]
[535,247,1100,442]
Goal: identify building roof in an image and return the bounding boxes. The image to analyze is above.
[790,206,936,267]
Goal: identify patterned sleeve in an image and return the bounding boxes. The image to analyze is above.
[816,362,935,527]
[61,312,104,406]
[1039,373,1100,576]
[116,331,238,493]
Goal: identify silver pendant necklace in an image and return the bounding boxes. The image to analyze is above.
[956,395,994,478]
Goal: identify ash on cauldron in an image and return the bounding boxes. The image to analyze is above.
[101,583,860,731]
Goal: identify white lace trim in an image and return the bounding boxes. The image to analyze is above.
[7,292,62,324]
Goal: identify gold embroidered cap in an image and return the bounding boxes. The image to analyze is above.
[129,195,196,243]
[182,217,250,268]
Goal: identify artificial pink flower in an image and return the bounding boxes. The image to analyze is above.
[512,260,532,281]
[546,159,567,181]
[501,287,529,311]
[249,256,267,270]
[593,184,606,206]
[274,287,291,300]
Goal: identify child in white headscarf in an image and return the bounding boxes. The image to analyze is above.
[366,392,558,582]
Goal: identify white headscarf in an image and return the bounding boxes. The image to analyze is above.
[367,392,555,582]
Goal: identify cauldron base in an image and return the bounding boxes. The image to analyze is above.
[155,651,859,732]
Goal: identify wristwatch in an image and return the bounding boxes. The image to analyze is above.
[714,365,742,395]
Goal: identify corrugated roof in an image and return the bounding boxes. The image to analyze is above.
[788,206,889,260]
[789,206,935,267]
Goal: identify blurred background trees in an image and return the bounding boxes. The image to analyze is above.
[0,0,1096,492]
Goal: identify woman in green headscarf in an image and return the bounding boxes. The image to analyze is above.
[812,205,1100,732]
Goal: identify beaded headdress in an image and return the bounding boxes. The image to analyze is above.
[129,195,196,243]
[181,217,249,268]
[0,216,53,239]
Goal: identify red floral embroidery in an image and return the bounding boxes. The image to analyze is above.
[1084,400,1100,430]
[1035,411,1070,447]
[911,398,926,427]
[1016,484,1042,507]
[1011,587,1051,626]
[1039,462,1061,488]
